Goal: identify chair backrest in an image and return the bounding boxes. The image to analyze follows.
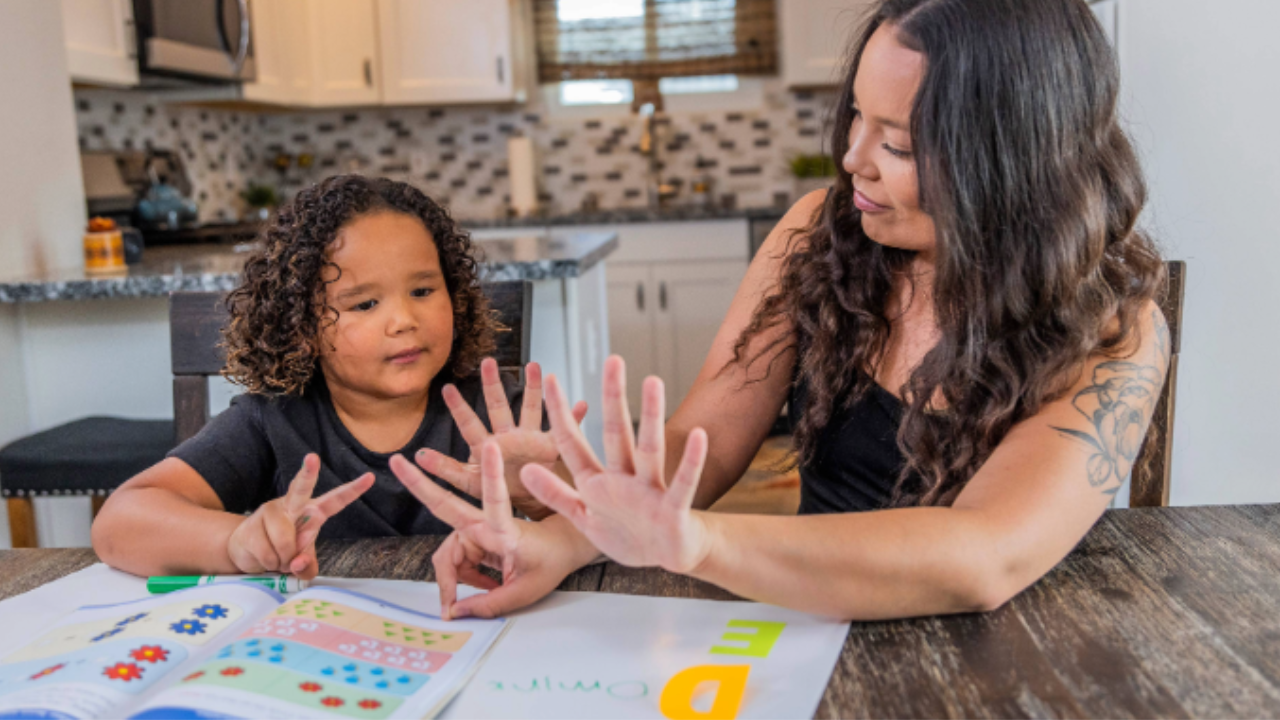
[1130,260,1185,508]
[169,280,533,444]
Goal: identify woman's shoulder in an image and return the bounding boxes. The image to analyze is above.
[755,189,829,262]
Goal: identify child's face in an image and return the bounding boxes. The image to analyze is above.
[318,211,455,401]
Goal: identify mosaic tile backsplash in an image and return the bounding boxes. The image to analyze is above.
[74,81,837,224]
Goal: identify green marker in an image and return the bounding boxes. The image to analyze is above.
[147,574,309,595]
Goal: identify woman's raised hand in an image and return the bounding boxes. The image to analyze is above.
[415,358,587,520]
[521,356,714,574]
[389,442,594,620]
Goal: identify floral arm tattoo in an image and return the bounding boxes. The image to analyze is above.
[1051,310,1172,496]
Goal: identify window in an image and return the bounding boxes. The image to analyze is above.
[557,74,740,106]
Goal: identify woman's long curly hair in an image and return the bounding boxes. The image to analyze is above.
[733,0,1166,506]
[223,174,498,395]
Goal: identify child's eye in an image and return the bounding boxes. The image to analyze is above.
[351,299,377,312]
[411,287,433,298]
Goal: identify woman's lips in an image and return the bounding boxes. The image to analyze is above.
[853,190,891,213]
[388,348,423,364]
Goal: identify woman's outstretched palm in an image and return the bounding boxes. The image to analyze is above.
[521,356,712,574]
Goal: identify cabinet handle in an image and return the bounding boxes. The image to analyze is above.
[636,282,645,311]
[659,281,667,311]
[363,59,373,87]
[496,56,505,84]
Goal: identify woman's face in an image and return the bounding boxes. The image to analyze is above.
[843,24,937,259]
[318,211,454,401]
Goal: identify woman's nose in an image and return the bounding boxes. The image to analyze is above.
[843,120,877,180]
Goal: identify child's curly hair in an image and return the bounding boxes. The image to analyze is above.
[222,175,498,396]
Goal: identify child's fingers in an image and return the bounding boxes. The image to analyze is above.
[390,454,483,529]
[601,356,637,475]
[480,358,516,433]
[310,473,375,521]
[543,374,604,478]
[667,428,708,512]
[521,464,589,527]
[284,454,320,517]
[480,440,514,532]
[634,376,667,489]
[518,362,544,432]
[262,503,298,569]
[442,383,492,448]
[415,449,480,498]
[290,547,318,581]
[572,401,589,427]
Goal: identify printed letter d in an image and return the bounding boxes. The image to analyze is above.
[659,664,750,720]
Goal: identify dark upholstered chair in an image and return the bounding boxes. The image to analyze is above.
[1,281,533,547]
[1130,260,1186,508]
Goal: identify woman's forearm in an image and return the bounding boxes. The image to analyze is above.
[688,507,1016,620]
[92,487,243,577]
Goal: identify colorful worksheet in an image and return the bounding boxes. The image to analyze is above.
[0,583,508,720]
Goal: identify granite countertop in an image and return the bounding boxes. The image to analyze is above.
[461,204,788,229]
[0,232,617,303]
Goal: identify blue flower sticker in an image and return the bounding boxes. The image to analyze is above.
[192,604,228,620]
[169,619,207,636]
[115,612,149,627]
[91,627,124,642]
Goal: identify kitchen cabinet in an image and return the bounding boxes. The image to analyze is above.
[309,0,383,106]
[780,0,874,87]
[61,0,139,87]
[242,0,314,105]
[378,0,516,104]
[606,263,660,412]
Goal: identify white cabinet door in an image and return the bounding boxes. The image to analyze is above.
[309,0,381,106]
[61,0,138,87]
[606,263,658,414]
[652,260,749,412]
[377,0,514,105]
[242,0,314,105]
[780,0,872,88]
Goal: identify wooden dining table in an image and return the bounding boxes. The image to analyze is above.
[2,504,1278,718]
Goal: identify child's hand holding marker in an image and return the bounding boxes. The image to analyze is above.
[226,453,374,581]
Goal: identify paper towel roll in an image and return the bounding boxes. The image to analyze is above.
[507,136,538,217]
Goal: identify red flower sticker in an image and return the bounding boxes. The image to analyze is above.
[358,699,382,710]
[320,697,345,708]
[183,671,205,682]
[129,645,170,664]
[220,666,245,677]
[29,663,65,680]
[103,662,144,682]
[299,681,323,693]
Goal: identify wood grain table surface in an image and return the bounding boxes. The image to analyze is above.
[2,504,1277,718]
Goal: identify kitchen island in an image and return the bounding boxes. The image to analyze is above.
[0,231,616,547]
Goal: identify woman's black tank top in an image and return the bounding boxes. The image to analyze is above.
[789,375,919,514]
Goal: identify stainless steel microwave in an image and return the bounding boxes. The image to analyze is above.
[133,0,256,82]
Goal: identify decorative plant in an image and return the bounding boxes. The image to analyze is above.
[789,154,837,178]
[240,183,280,208]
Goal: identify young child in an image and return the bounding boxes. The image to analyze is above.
[92,175,574,581]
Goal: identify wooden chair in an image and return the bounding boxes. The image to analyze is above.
[170,281,533,442]
[1130,260,1186,507]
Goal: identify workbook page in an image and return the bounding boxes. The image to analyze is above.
[0,583,282,720]
[129,587,508,720]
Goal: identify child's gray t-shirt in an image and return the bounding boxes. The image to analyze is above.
[168,372,527,538]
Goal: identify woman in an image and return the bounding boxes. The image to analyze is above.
[390,0,1169,620]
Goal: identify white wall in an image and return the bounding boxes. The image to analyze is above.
[1119,0,1280,505]
[0,0,88,548]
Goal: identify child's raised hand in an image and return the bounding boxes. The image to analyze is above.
[227,453,375,581]
[390,442,595,620]
[521,356,714,574]
[415,359,587,521]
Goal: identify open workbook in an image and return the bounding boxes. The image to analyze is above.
[0,582,508,720]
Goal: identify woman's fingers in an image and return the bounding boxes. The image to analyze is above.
[390,454,483,529]
[442,383,491,448]
[457,564,502,591]
[480,358,516,433]
[521,464,589,527]
[667,428,708,511]
[634,376,667,488]
[480,440,514,532]
[572,401,589,426]
[544,374,604,478]
[432,534,461,619]
[601,355,637,475]
[415,448,480,497]
[283,453,321,518]
[518,362,544,432]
